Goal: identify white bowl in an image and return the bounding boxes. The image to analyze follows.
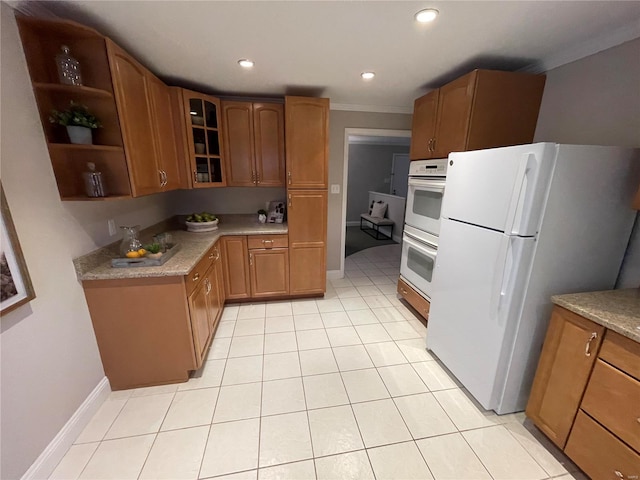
[186,219,219,232]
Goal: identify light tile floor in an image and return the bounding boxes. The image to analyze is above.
[51,245,587,480]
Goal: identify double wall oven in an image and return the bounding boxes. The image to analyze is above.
[400,159,447,300]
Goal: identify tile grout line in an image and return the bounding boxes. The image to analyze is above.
[294,327,318,480]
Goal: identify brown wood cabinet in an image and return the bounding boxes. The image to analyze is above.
[288,190,327,295]
[82,241,223,389]
[527,307,640,479]
[633,184,640,210]
[410,69,546,161]
[173,89,226,188]
[221,236,251,300]
[223,101,285,187]
[222,235,290,299]
[526,306,604,448]
[285,96,329,189]
[17,17,185,199]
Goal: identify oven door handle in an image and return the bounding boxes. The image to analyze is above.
[408,178,445,192]
[403,232,438,257]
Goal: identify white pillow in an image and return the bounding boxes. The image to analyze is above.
[370,201,387,218]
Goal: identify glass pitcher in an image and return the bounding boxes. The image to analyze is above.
[120,225,142,256]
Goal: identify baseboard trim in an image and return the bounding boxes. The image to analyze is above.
[21,377,111,480]
[326,270,343,280]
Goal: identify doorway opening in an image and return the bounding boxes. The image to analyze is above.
[340,128,411,277]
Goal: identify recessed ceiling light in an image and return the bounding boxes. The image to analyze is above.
[238,59,254,68]
[361,72,375,80]
[415,8,439,23]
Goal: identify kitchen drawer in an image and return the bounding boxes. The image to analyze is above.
[600,330,640,381]
[185,244,217,295]
[397,278,430,320]
[565,410,640,480]
[247,234,288,250]
[581,359,640,453]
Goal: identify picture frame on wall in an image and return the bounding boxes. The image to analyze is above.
[1,184,35,315]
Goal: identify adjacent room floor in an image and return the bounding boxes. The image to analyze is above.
[344,225,397,257]
[50,245,585,480]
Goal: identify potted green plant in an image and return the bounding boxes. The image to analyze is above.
[49,101,101,145]
[257,209,267,223]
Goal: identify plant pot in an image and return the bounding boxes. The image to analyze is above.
[67,126,93,145]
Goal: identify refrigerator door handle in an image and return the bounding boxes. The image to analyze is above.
[489,235,511,326]
[505,153,536,235]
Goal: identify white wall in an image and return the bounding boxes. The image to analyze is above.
[346,143,409,223]
[328,111,412,271]
[0,5,178,478]
[533,37,640,288]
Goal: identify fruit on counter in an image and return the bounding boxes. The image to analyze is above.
[125,251,141,258]
[137,248,147,256]
[186,212,217,223]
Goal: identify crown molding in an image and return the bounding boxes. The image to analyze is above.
[330,102,413,115]
[521,20,640,74]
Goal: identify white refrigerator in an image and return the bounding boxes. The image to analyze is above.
[426,143,639,414]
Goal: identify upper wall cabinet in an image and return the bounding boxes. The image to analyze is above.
[174,89,226,188]
[16,16,184,199]
[222,101,285,187]
[410,69,546,161]
[285,96,329,189]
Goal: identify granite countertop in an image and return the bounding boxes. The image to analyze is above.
[552,289,640,343]
[74,214,287,281]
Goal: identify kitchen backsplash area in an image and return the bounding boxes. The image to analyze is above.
[171,186,287,216]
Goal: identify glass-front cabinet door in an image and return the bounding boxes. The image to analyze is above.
[182,90,226,187]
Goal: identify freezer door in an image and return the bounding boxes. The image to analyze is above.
[427,219,536,412]
[443,143,556,236]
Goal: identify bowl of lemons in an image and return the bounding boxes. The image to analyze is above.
[185,212,219,232]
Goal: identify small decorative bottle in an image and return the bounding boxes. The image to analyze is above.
[55,45,83,86]
[82,162,106,197]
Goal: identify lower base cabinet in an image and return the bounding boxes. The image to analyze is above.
[526,306,640,479]
[222,234,290,300]
[82,241,223,390]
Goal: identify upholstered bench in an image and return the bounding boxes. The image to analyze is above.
[360,214,394,240]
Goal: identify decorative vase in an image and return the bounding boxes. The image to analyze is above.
[258,214,267,224]
[67,126,92,144]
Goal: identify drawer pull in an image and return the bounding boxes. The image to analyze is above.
[614,471,624,479]
[262,239,274,247]
[585,332,598,357]
[209,253,214,259]
[249,253,253,266]
[192,272,200,282]
[400,288,408,295]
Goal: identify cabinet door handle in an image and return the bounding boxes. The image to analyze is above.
[288,194,292,208]
[205,278,211,294]
[209,253,214,260]
[584,332,598,357]
[249,253,253,266]
[256,172,260,184]
[214,247,220,261]
[192,272,200,282]
[251,170,256,184]
[288,171,292,185]
[158,169,164,186]
[427,139,432,152]
[193,170,198,184]
[614,471,624,479]
[163,170,168,186]
[432,138,436,153]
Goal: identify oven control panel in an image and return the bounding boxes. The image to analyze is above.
[409,158,448,177]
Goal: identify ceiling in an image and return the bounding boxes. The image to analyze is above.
[16,1,640,112]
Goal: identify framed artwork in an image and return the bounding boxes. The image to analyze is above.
[1,184,35,315]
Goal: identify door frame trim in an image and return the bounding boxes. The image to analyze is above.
[340,128,411,277]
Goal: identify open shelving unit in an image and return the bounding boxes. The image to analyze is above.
[17,16,133,201]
